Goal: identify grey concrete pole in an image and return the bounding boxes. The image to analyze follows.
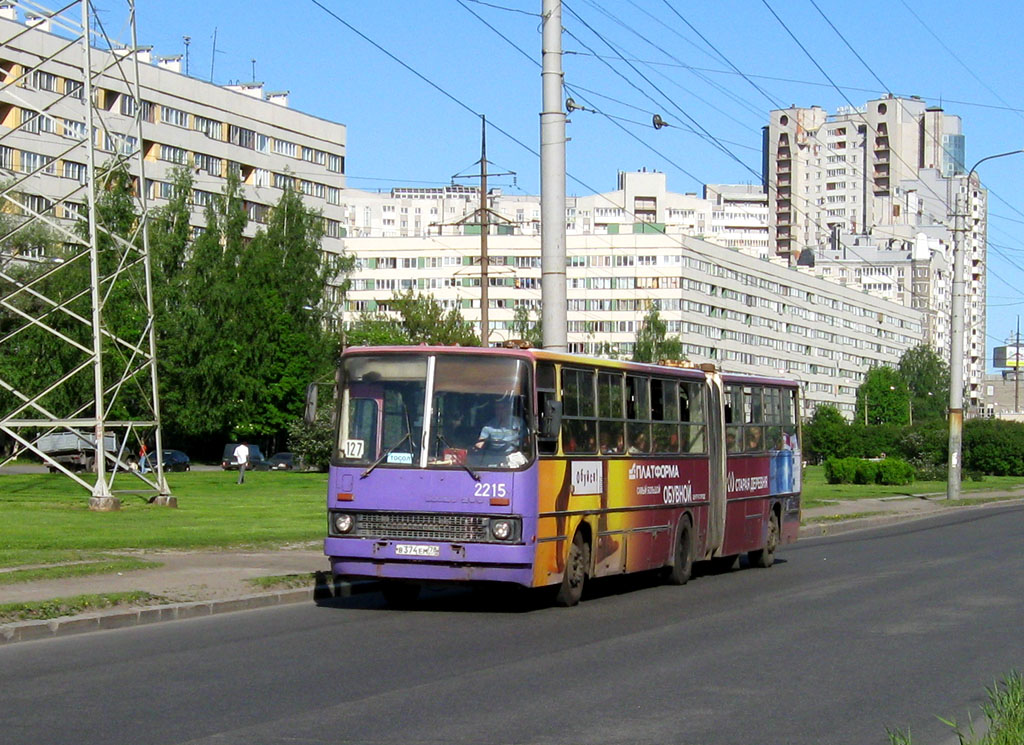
[540,0,567,352]
[947,188,966,500]
[948,150,1023,499]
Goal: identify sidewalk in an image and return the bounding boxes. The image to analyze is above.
[3,491,1023,644]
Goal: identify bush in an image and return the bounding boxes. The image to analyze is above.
[877,458,915,485]
[854,459,880,484]
[824,456,859,484]
[964,419,1024,476]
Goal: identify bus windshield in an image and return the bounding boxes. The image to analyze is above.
[338,353,533,470]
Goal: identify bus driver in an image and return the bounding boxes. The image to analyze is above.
[473,398,526,466]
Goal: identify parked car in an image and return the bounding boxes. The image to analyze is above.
[266,452,299,471]
[221,443,266,470]
[142,449,191,472]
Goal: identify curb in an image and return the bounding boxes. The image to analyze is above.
[799,496,1024,539]
[0,575,380,646]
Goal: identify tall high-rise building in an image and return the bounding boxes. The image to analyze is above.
[765,96,986,412]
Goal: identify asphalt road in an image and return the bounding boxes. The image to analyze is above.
[2,505,1022,745]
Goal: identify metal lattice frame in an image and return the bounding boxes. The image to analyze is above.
[0,1,170,507]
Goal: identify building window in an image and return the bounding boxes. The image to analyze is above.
[162,105,188,128]
[273,139,297,158]
[327,154,343,173]
[229,125,256,149]
[119,95,137,117]
[273,172,295,190]
[160,144,188,164]
[62,161,86,183]
[32,70,57,92]
[194,115,221,139]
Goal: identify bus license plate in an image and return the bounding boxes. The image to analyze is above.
[395,544,440,557]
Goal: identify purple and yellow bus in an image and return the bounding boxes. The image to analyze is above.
[325,345,801,606]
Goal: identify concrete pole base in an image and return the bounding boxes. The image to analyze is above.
[88,496,121,511]
[151,495,178,508]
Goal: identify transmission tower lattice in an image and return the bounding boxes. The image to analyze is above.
[0,1,172,508]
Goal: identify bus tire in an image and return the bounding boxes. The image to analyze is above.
[749,511,780,569]
[555,531,589,607]
[663,519,693,586]
[381,582,420,608]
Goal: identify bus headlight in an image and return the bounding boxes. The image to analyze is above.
[491,519,514,541]
[334,513,354,534]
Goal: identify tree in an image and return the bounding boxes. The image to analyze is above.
[154,174,335,454]
[511,305,543,348]
[802,404,849,463]
[632,306,684,363]
[897,344,948,422]
[345,290,479,348]
[855,366,910,426]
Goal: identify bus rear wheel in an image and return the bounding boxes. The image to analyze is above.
[749,512,780,569]
[662,519,693,586]
[555,531,589,607]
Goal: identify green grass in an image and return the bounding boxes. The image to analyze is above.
[0,557,160,585]
[0,470,329,566]
[887,672,1024,744]
[801,465,1024,509]
[0,591,163,623]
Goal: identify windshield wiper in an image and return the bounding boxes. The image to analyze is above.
[436,432,480,481]
[360,431,412,479]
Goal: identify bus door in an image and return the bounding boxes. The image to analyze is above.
[704,372,727,557]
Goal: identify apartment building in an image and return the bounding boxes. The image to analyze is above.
[766,96,986,411]
[338,230,923,419]
[0,9,347,265]
[335,170,770,259]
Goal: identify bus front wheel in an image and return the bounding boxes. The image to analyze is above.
[663,519,693,586]
[555,531,589,607]
[749,512,779,569]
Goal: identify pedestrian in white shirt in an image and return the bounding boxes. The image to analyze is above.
[233,441,249,484]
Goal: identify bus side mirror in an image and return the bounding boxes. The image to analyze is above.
[304,383,318,425]
[541,399,562,439]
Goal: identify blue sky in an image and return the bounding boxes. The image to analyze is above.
[128,0,1024,368]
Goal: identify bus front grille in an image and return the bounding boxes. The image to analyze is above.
[355,512,490,542]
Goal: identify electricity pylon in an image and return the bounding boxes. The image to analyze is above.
[0,1,172,509]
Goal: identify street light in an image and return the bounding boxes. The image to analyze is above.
[948,150,1024,500]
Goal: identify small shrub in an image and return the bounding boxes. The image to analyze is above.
[824,456,858,484]
[853,459,879,484]
[909,459,946,481]
[966,470,987,482]
[877,458,915,486]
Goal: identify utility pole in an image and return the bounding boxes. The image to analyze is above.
[540,0,567,352]
[948,150,1024,500]
[947,186,967,500]
[452,116,514,346]
[479,117,490,346]
[1016,317,1021,414]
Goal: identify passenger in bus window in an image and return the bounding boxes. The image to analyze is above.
[726,427,741,453]
[745,426,763,452]
[627,428,649,454]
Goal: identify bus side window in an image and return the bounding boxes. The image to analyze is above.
[683,381,706,454]
[651,378,679,453]
[561,368,596,454]
[598,372,624,454]
[626,375,651,454]
[537,362,558,455]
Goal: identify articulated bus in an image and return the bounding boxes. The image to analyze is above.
[325,345,801,606]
